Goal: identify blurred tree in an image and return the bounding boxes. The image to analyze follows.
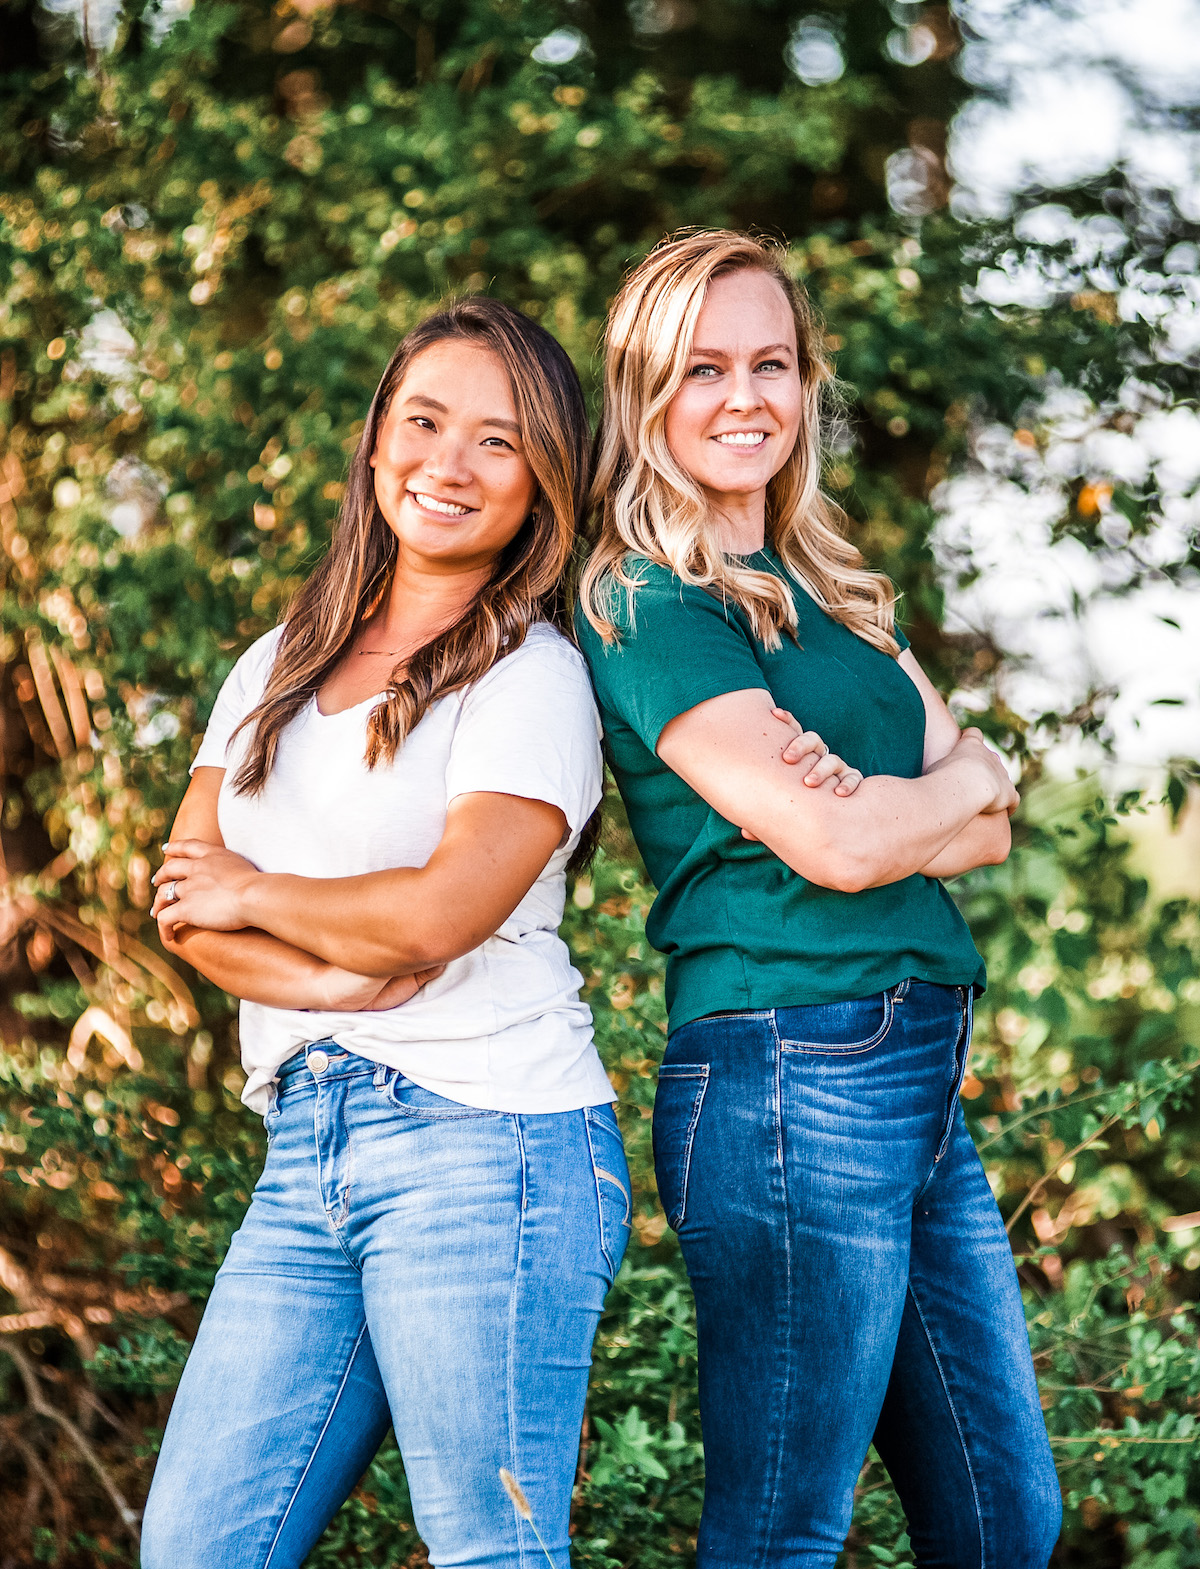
[0,1,1198,1565]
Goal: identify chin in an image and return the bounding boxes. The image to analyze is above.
[702,470,771,496]
[411,527,474,556]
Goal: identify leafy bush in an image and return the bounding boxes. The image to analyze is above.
[2,2,1199,1565]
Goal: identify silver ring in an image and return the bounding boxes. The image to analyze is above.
[165,880,179,903]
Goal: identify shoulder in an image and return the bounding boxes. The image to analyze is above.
[228,624,286,684]
[209,625,285,714]
[516,620,591,673]
[195,627,285,768]
[582,556,739,648]
[468,623,595,705]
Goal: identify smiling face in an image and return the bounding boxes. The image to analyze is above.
[370,338,538,573]
[663,268,803,544]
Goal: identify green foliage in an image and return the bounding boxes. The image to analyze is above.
[86,1320,191,1396]
[1,1,1198,1565]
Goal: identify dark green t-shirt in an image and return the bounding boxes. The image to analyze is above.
[575,551,985,1029]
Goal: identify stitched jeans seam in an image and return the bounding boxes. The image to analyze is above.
[914,995,973,1203]
[261,1321,373,1569]
[584,1114,631,1278]
[756,1032,792,1567]
[504,1119,533,1568]
[905,1281,986,1568]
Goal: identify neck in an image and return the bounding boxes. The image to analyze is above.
[706,489,766,556]
[370,549,495,649]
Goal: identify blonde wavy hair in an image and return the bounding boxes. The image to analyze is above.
[580,229,899,655]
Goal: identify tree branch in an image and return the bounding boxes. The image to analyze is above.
[0,1338,141,1544]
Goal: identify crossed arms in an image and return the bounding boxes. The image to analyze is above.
[154,772,567,1006]
[156,651,1014,1003]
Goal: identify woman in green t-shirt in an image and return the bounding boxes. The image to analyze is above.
[575,231,1061,1568]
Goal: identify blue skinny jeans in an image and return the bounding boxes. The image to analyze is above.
[141,1042,630,1569]
[653,979,1061,1569]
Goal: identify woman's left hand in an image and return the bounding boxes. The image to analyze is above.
[152,840,261,934]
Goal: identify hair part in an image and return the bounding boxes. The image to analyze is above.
[230,296,595,868]
[580,228,899,656]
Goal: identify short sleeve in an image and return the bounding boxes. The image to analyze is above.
[576,567,768,752]
[893,623,910,652]
[444,628,603,837]
[190,628,283,774]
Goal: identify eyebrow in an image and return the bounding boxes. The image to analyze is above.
[403,393,521,434]
[689,343,794,358]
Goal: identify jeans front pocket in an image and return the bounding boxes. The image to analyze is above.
[775,990,894,1055]
[375,1069,504,1120]
[585,1104,632,1282]
[652,1064,710,1232]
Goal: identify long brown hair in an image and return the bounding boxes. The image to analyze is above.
[580,229,899,654]
[231,296,590,797]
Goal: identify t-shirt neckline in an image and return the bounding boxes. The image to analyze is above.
[309,689,388,720]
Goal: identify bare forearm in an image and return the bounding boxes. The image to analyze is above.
[756,763,995,893]
[239,869,442,976]
[163,925,341,1008]
[917,812,1011,881]
[659,690,1011,895]
[219,795,567,977]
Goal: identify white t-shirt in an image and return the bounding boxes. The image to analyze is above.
[191,621,614,1117]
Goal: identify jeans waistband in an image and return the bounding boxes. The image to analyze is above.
[693,978,973,1028]
[275,1040,374,1090]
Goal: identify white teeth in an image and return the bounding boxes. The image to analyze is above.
[714,432,767,446]
[413,492,472,517]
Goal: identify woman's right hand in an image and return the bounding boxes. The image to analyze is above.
[931,728,1019,816]
[316,964,446,1012]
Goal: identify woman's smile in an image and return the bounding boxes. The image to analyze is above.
[711,430,771,449]
[406,489,479,519]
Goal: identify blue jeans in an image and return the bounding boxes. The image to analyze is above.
[141,1043,630,1569]
[654,980,1061,1569]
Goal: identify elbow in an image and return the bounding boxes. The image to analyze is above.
[797,844,877,895]
[362,922,472,976]
[826,864,875,895]
[400,931,460,972]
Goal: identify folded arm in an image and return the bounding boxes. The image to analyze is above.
[657,680,1015,894]
[157,770,429,1009]
[154,791,569,978]
[896,649,1012,878]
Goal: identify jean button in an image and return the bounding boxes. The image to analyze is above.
[308,1049,329,1074]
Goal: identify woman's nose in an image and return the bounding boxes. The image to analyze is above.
[724,364,763,411]
[421,437,473,486]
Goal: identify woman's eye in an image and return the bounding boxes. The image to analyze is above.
[408,416,436,431]
[689,364,720,378]
[481,436,515,451]
[756,359,787,373]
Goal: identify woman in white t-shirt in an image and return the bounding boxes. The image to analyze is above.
[139,298,629,1569]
